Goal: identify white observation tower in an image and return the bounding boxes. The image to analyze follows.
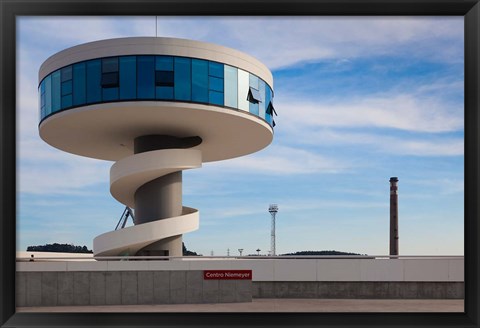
[38,37,276,258]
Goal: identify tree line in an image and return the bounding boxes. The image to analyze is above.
[27,243,93,253]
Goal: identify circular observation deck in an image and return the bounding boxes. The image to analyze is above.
[38,37,275,162]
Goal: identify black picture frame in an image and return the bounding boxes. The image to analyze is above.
[1,1,478,327]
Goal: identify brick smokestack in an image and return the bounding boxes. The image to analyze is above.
[389,177,399,256]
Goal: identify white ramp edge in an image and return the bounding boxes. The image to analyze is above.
[93,207,199,257]
[110,149,202,208]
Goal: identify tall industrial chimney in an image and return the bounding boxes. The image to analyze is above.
[389,177,399,256]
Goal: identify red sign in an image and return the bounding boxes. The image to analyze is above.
[203,270,252,280]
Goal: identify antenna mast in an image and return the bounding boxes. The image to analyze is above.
[268,204,278,256]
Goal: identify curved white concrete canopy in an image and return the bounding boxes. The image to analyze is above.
[39,101,273,162]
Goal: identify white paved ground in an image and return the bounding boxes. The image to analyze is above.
[16,299,464,313]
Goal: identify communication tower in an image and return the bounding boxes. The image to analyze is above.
[268,204,278,256]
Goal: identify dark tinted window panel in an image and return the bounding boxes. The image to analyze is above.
[265,87,272,125]
[155,71,174,87]
[52,70,61,112]
[266,101,276,116]
[101,72,119,88]
[40,102,45,120]
[249,102,259,116]
[45,75,52,115]
[265,113,272,125]
[265,85,272,104]
[61,66,72,82]
[249,74,259,90]
[39,84,41,109]
[40,79,46,94]
[174,57,191,101]
[73,62,86,106]
[61,94,72,108]
[209,76,224,92]
[156,56,174,71]
[61,80,72,96]
[156,86,174,100]
[103,87,119,101]
[40,81,46,112]
[102,57,119,73]
[137,56,155,99]
[192,59,208,103]
[209,90,224,106]
[86,60,102,104]
[209,61,224,78]
[258,79,266,117]
[119,56,137,100]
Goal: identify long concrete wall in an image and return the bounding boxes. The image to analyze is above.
[16,257,464,304]
[17,257,464,282]
[252,281,464,299]
[16,270,252,307]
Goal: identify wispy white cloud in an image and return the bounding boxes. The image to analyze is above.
[18,17,155,53]
[204,145,347,175]
[18,139,111,195]
[277,93,463,133]
[410,178,464,195]
[201,198,387,223]
[288,129,464,157]
[154,16,463,69]
[17,16,463,74]
[391,139,463,156]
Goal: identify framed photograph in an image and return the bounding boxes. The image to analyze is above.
[1,1,479,327]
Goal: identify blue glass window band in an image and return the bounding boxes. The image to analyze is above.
[39,55,274,128]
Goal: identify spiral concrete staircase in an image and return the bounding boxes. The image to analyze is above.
[93,147,202,257]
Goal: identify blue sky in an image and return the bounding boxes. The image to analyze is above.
[16,16,464,256]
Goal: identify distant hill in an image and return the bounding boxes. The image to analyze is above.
[281,250,364,256]
[27,243,93,253]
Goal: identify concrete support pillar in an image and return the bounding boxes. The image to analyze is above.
[134,172,182,224]
[132,135,201,257]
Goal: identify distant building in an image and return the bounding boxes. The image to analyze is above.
[38,37,275,257]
